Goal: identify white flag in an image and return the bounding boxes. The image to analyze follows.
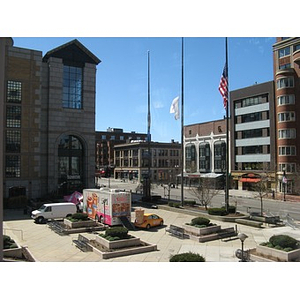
[170,96,180,120]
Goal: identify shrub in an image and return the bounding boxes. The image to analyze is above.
[170,252,205,262]
[190,217,210,227]
[228,206,236,214]
[168,202,174,207]
[174,202,181,208]
[3,235,18,249]
[208,207,228,216]
[184,200,196,206]
[68,212,89,221]
[269,235,298,249]
[105,226,129,239]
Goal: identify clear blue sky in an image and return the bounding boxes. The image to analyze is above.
[12,37,275,142]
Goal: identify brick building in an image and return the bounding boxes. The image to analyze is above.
[183,119,228,187]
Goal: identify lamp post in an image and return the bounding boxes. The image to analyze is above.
[102,198,108,224]
[238,233,248,262]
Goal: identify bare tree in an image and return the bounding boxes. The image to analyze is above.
[188,178,221,210]
[253,175,269,216]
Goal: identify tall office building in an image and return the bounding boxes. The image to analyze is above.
[0,38,100,201]
[273,38,300,194]
[230,81,276,191]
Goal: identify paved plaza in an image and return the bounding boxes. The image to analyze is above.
[3,206,300,262]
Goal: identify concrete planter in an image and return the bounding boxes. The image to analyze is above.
[64,218,97,229]
[183,224,221,236]
[3,246,37,262]
[256,245,300,262]
[95,235,141,249]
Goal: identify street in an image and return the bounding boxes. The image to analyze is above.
[98,177,300,221]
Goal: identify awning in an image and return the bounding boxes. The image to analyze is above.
[239,178,260,183]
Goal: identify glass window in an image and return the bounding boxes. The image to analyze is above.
[279,146,296,156]
[6,106,21,127]
[279,63,291,70]
[63,65,83,109]
[277,77,294,89]
[277,95,295,105]
[5,155,21,177]
[294,44,300,52]
[278,112,295,122]
[7,81,22,103]
[279,46,290,58]
[6,130,21,152]
[278,129,296,139]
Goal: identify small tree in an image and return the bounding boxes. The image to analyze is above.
[188,177,221,210]
[253,173,269,216]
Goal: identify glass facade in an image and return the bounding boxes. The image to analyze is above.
[63,65,83,109]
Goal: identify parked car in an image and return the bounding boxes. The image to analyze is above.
[134,213,164,229]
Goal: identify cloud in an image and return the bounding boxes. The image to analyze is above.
[153,101,164,109]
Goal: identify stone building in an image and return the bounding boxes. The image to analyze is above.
[0,38,100,199]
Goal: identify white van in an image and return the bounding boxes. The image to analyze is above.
[31,202,77,223]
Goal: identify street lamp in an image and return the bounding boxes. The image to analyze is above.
[237,233,248,262]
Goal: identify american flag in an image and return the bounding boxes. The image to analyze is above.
[219,63,228,109]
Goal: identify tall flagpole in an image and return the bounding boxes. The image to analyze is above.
[181,38,184,207]
[147,50,151,199]
[225,37,230,212]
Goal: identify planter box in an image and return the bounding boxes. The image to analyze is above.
[95,235,141,249]
[183,224,221,236]
[256,245,300,262]
[64,218,97,229]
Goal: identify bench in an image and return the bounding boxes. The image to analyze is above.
[73,234,92,252]
[48,221,66,235]
[166,225,189,239]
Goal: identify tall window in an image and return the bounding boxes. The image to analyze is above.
[185,144,197,173]
[5,155,21,177]
[6,130,21,152]
[58,135,84,191]
[6,106,21,127]
[199,143,210,172]
[214,141,226,173]
[7,81,22,103]
[63,65,83,109]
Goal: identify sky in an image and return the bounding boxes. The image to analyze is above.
[12,36,275,142]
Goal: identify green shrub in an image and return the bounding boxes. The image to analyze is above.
[208,207,228,216]
[168,202,174,207]
[68,212,89,221]
[284,247,294,252]
[190,217,210,227]
[269,235,298,249]
[170,252,205,262]
[174,202,181,208]
[184,200,196,206]
[3,235,18,249]
[105,226,129,239]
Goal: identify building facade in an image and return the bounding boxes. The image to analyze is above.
[95,128,147,174]
[273,37,300,194]
[183,119,228,187]
[114,141,181,184]
[230,81,276,191]
[1,38,100,199]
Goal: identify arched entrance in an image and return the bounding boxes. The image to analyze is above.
[58,134,84,194]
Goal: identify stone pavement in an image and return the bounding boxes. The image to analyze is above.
[3,207,300,262]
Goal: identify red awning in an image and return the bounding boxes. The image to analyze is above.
[239,178,260,183]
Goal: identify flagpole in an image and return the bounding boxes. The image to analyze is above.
[181,37,184,207]
[225,37,230,213]
[147,50,151,199]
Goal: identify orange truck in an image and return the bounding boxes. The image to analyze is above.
[83,188,131,226]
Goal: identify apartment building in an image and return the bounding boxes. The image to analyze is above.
[273,37,300,194]
[0,38,100,200]
[230,81,276,191]
[113,140,181,184]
